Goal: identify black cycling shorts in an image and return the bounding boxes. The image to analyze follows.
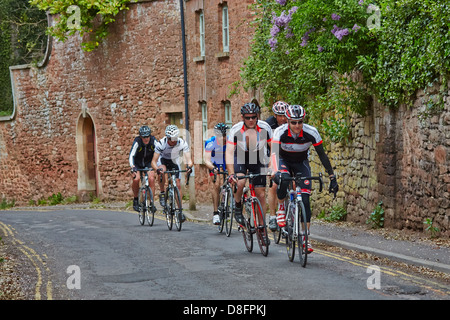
[160,158,181,179]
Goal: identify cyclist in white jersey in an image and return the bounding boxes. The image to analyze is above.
[226,103,272,225]
[151,125,193,208]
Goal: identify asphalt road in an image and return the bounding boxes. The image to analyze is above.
[0,208,449,303]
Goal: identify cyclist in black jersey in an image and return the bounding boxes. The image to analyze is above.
[265,101,289,231]
[129,126,158,211]
[270,105,339,253]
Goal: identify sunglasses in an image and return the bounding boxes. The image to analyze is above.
[289,120,303,125]
[244,115,258,120]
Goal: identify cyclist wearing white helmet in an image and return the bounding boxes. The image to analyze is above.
[151,124,193,209]
[270,104,338,253]
[265,100,288,130]
[266,101,289,230]
[129,125,158,212]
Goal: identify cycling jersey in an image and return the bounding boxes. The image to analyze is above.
[227,120,272,165]
[204,136,226,167]
[272,123,334,175]
[265,115,279,130]
[155,136,190,165]
[129,136,157,168]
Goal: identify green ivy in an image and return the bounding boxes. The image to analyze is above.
[29,0,134,51]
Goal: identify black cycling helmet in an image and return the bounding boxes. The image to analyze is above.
[139,125,151,137]
[285,105,306,120]
[240,102,260,115]
[214,123,229,136]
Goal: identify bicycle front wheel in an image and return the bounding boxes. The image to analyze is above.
[224,187,234,237]
[145,186,155,226]
[241,198,253,252]
[218,188,225,233]
[286,201,296,262]
[173,187,183,232]
[297,200,308,268]
[165,187,173,230]
[253,198,269,256]
[138,187,146,225]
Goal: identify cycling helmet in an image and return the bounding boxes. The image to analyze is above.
[240,102,260,115]
[285,104,306,120]
[139,125,151,137]
[272,101,288,115]
[214,123,229,136]
[165,125,179,139]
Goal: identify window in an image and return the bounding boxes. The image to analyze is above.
[199,11,205,56]
[201,101,208,144]
[222,5,229,53]
[224,101,232,127]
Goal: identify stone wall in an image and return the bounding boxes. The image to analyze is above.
[310,92,450,236]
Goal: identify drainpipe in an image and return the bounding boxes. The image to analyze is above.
[179,0,189,132]
[179,0,196,210]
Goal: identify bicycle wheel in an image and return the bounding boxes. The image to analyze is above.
[253,198,269,256]
[138,187,146,225]
[173,187,183,232]
[241,198,253,252]
[297,200,308,267]
[218,188,225,233]
[224,187,234,237]
[145,186,155,226]
[285,201,296,262]
[165,187,173,230]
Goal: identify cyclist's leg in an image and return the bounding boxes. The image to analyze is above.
[132,169,142,211]
[208,168,221,224]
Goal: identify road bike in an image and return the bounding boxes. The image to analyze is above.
[236,173,271,256]
[278,172,323,267]
[213,169,234,236]
[136,167,157,226]
[162,168,191,231]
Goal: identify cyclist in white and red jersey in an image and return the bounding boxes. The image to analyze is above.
[226,102,272,225]
[271,105,338,253]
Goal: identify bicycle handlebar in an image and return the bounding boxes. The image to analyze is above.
[162,167,192,186]
[278,172,323,192]
[136,167,153,172]
[212,169,228,183]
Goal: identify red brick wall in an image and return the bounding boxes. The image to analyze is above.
[1,0,185,203]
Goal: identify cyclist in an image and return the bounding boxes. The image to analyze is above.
[151,125,193,214]
[204,123,229,225]
[226,102,272,225]
[265,101,289,231]
[271,105,339,253]
[129,125,158,212]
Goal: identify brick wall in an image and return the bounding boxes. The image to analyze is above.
[1,0,185,203]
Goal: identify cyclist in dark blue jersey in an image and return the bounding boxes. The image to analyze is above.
[204,123,229,225]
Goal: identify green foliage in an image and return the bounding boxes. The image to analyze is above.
[318,204,347,222]
[241,0,450,141]
[366,201,384,229]
[0,198,15,210]
[0,0,47,115]
[424,218,440,238]
[29,0,133,51]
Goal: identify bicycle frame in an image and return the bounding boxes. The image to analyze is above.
[136,167,155,226]
[236,173,271,256]
[213,169,235,236]
[162,169,190,231]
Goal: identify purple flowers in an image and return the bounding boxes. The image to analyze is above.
[331,13,341,21]
[268,6,298,51]
[317,45,324,52]
[331,25,349,41]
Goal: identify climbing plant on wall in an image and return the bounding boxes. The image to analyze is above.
[29,0,133,52]
[240,0,450,142]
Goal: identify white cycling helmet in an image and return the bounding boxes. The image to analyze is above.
[165,125,179,139]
